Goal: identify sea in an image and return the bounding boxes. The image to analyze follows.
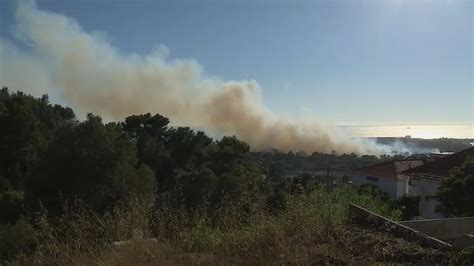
[337,124,474,139]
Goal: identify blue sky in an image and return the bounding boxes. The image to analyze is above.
[1,0,472,125]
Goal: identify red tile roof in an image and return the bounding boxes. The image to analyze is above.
[403,147,474,180]
[355,159,424,181]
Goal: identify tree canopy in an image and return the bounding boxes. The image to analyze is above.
[435,156,474,217]
[0,88,259,217]
[0,87,404,222]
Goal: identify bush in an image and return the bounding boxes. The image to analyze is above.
[30,196,154,265]
[0,190,25,223]
[7,186,402,264]
[0,218,37,262]
[396,194,421,220]
[173,186,401,257]
[357,183,391,202]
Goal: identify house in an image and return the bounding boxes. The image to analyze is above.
[401,147,474,218]
[352,159,425,199]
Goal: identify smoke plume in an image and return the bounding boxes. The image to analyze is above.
[0,1,386,154]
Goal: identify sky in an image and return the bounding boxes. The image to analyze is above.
[0,0,472,126]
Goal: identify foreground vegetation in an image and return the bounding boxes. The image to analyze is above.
[6,187,409,264]
[0,88,472,264]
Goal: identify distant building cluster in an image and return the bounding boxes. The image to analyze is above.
[352,147,474,218]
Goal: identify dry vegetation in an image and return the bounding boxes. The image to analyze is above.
[7,187,455,265]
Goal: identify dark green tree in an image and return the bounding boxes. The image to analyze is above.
[26,114,154,213]
[203,135,250,175]
[266,175,289,212]
[435,157,474,217]
[177,168,217,209]
[123,113,213,195]
[0,88,75,188]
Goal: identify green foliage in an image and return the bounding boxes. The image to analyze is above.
[265,175,289,213]
[122,112,255,214]
[211,165,261,203]
[246,150,387,175]
[356,184,419,220]
[0,89,259,216]
[291,173,315,194]
[435,156,474,217]
[176,168,218,209]
[0,218,37,262]
[27,114,154,213]
[173,186,400,255]
[357,183,391,202]
[0,88,75,188]
[18,196,154,265]
[396,194,421,220]
[0,190,25,223]
[0,89,448,264]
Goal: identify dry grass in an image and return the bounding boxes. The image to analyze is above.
[11,187,410,265]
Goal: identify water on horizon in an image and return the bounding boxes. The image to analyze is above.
[338,124,474,139]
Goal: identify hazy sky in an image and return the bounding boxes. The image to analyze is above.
[1,0,472,125]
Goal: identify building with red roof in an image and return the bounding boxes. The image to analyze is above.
[352,147,474,218]
[401,147,474,218]
[352,159,425,199]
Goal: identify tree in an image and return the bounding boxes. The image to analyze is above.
[0,190,25,223]
[26,114,154,213]
[266,175,289,212]
[203,135,250,175]
[0,88,76,188]
[177,168,217,210]
[123,114,214,195]
[210,164,263,213]
[434,156,474,217]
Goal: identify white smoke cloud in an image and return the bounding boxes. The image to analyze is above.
[0,1,388,155]
[376,140,440,155]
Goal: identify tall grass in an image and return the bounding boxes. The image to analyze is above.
[17,196,155,265]
[11,186,400,264]
[172,186,400,258]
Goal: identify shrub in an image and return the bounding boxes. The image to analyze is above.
[10,186,401,264]
[357,183,391,202]
[26,195,154,265]
[396,194,421,220]
[0,190,25,223]
[0,218,37,262]
[173,186,401,257]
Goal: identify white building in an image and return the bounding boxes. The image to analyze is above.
[352,159,425,199]
[402,147,474,218]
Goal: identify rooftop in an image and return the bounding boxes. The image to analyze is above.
[355,159,424,181]
[403,147,474,180]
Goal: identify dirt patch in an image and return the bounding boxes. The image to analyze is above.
[335,224,452,264]
[267,223,452,265]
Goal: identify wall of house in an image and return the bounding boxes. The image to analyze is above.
[351,174,398,198]
[349,204,451,249]
[403,174,443,219]
[396,175,410,198]
[400,217,474,241]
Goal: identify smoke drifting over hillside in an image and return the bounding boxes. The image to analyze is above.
[1,1,386,154]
